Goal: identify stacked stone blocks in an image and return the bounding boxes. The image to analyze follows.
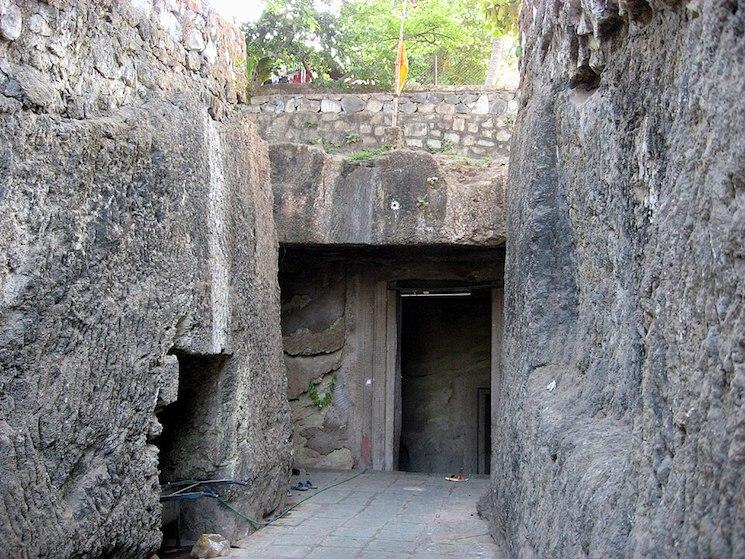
[248,89,517,159]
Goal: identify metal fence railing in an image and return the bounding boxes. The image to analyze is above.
[408,54,488,87]
[251,49,516,93]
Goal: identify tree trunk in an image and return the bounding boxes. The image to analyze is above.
[485,36,509,86]
[301,53,313,81]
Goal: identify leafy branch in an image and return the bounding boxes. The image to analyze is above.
[482,0,521,36]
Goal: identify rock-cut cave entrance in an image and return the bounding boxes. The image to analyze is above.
[278,245,503,476]
[155,352,228,550]
[398,286,493,474]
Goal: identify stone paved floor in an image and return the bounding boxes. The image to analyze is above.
[230,469,504,559]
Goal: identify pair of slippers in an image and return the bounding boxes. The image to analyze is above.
[291,480,317,491]
[445,474,468,482]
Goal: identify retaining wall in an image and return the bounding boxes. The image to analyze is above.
[248,89,517,159]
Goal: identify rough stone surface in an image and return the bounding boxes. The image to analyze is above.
[0,0,246,119]
[280,259,353,470]
[0,3,22,41]
[249,90,516,159]
[270,144,506,247]
[0,1,292,557]
[340,95,366,113]
[483,1,745,558]
[0,97,292,559]
[320,98,341,113]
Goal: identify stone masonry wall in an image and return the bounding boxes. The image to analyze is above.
[0,0,246,119]
[0,1,292,557]
[248,89,517,159]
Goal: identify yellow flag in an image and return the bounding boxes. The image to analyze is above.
[395,40,409,95]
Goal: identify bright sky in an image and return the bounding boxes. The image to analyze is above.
[208,0,342,23]
[209,0,267,23]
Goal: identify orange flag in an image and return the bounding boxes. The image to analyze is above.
[395,40,409,95]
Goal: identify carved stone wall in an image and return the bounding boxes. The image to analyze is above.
[279,247,503,471]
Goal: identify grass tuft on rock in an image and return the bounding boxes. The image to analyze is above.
[345,145,393,162]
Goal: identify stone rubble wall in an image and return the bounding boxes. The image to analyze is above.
[482,1,745,558]
[0,0,246,119]
[0,1,292,557]
[248,89,517,159]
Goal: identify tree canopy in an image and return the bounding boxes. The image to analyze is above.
[336,0,497,87]
[243,0,342,82]
[243,0,520,87]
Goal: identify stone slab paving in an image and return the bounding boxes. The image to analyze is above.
[230,470,504,559]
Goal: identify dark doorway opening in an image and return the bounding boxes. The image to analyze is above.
[477,388,491,475]
[155,353,227,549]
[397,288,491,474]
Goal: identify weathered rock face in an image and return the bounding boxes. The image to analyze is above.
[271,144,507,247]
[0,1,291,557]
[280,260,353,470]
[486,1,744,558]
